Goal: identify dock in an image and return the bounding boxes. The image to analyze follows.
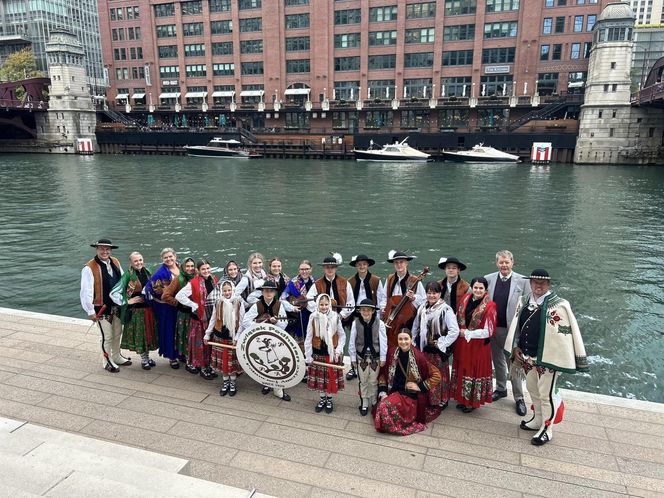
[0,307,662,497]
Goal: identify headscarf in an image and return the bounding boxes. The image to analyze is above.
[222,260,243,286]
[416,298,450,350]
[310,293,337,359]
[213,280,241,340]
[178,257,197,287]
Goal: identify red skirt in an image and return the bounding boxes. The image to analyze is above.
[374,392,427,436]
[423,351,450,421]
[307,354,345,394]
[450,337,493,408]
[209,338,242,376]
[187,319,211,368]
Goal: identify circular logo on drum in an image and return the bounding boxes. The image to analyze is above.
[236,323,305,388]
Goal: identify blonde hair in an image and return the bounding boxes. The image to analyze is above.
[161,247,175,257]
[247,252,264,268]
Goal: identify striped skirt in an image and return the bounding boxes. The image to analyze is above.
[307,354,344,394]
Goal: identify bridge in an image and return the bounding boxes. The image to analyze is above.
[0,77,51,140]
[631,56,664,108]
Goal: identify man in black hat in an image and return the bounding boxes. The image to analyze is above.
[349,299,387,415]
[306,254,355,322]
[504,269,588,446]
[345,254,386,380]
[243,280,294,401]
[484,250,531,416]
[80,239,130,372]
[437,256,469,314]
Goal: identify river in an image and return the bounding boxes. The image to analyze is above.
[0,154,662,402]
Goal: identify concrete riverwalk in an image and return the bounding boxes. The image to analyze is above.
[0,307,663,497]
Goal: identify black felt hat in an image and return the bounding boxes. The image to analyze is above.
[526,269,551,280]
[349,254,376,267]
[356,298,378,309]
[437,256,467,271]
[257,280,279,291]
[90,238,118,249]
[318,253,342,266]
[387,250,414,263]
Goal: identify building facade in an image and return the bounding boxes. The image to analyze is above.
[628,0,663,24]
[98,0,611,132]
[0,0,105,95]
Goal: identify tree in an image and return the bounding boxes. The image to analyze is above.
[0,48,44,82]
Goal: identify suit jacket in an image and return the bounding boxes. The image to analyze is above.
[484,271,531,329]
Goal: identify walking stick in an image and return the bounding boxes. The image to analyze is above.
[84,304,107,336]
[92,306,116,371]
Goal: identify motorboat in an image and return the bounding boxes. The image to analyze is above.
[183,138,262,158]
[442,143,521,163]
[353,138,432,162]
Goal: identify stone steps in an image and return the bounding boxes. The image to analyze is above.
[0,416,270,497]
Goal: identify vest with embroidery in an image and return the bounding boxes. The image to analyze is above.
[213,300,242,338]
[353,316,381,358]
[310,317,339,352]
[256,298,282,318]
[86,256,122,311]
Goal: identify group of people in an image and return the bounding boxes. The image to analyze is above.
[81,239,588,445]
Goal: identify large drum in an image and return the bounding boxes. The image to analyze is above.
[236,323,306,388]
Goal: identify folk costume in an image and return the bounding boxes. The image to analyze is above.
[281,272,316,342]
[144,261,181,365]
[504,270,588,446]
[234,267,267,310]
[110,265,158,369]
[265,270,290,296]
[175,272,219,379]
[348,300,387,415]
[412,298,459,414]
[451,293,497,410]
[305,255,355,321]
[162,258,197,366]
[80,239,128,372]
[305,294,346,413]
[375,344,442,435]
[205,280,245,395]
[438,256,471,316]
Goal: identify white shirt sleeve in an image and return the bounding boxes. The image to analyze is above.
[234,276,248,299]
[175,282,196,311]
[304,314,314,363]
[413,281,426,309]
[80,266,95,316]
[411,306,422,344]
[438,309,460,351]
[280,300,295,312]
[348,320,358,362]
[379,320,388,362]
[110,278,124,307]
[305,284,319,312]
[334,316,346,357]
[376,280,387,310]
[205,302,218,337]
[339,281,355,319]
[465,327,490,341]
[242,303,258,330]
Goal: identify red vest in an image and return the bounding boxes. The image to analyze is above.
[189,275,219,320]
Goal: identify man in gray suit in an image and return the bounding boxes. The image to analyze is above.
[485,250,531,416]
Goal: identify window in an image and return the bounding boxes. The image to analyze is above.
[212,63,234,76]
[114,48,127,61]
[334,33,361,48]
[240,39,263,53]
[486,0,519,12]
[406,2,435,18]
[239,18,262,32]
[404,78,432,98]
[442,49,474,65]
[334,81,359,100]
[181,1,202,15]
[612,109,617,118]
[439,108,469,127]
[610,61,616,69]
[239,0,261,9]
[154,3,174,17]
[183,22,204,36]
[334,56,360,71]
[211,42,233,55]
[598,110,603,118]
[126,6,139,19]
[570,43,580,59]
[555,16,565,33]
[445,0,477,16]
[444,24,475,41]
[552,44,562,60]
[185,64,206,77]
[573,15,583,32]
[586,15,596,31]
[369,6,397,22]
[128,27,141,40]
[441,76,472,97]
[648,127,655,138]
[405,28,435,43]
[332,111,359,129]
[404,52,434,68]
[156,25,177,38]
[609,128,614,137]
[112,28,125,41]
[211,20,232,34]
[368,79,395,98]
[603,84,609,92]
[130,47,143,59]
[540,44,550,61]
[158,45,178,58]
[286,59,310,73]
[368,54,396,69]
[543,18,552,34]
[481,75,513,96]
[482,47,515,63]
[557,0,566,5]
[584,42,591,58]
[286,36,310,51]
[209,0,231,12]
[241,61,264,75]
[365,110,393,129]
[369,30,397,46]
[184,44,205,57]
[478,108,507,127]
[612,84,617,91]
[537,72,558,95]
[115,68,129,80]
[484,21,517,38]
[401,110,430,129]
[545,0,554,6]
[285,113,310,129]
[286,0,309,5]
[285,13,310,29]
[159,65,180,78]
[334,9,361,25]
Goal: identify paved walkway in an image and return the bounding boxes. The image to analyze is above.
[0,307,663,497]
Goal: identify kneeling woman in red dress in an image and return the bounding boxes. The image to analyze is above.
[374,329,442,436]
[451,277,497,413]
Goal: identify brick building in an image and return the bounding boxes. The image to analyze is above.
[98,0,611,133]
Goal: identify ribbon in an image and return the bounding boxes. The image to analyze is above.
[327,354,338,395]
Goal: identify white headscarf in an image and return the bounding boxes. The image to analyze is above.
[216,280,241,340]
[311,293,337,359]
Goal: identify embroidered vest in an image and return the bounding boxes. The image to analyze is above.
[86,257,122,308]
[256,299,282,318]
[310,318,339,350]
[354,316,381,357]
[214,300,242,335]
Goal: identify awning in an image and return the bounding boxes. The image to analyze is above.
[115,93,129,100]
[185,91,208,98]
[131,93,146,99]
[567,81,585,88]
[159,92,181,99]
[284,88,310,96]
[240,90,264,97]
[212,90,235,97]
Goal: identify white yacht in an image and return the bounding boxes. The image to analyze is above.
[442,143,521,163]
[353,138,432,162]
[183,138,262,158]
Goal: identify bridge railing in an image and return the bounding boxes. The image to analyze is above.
[632,82,664,105]
[0,99,48,110]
